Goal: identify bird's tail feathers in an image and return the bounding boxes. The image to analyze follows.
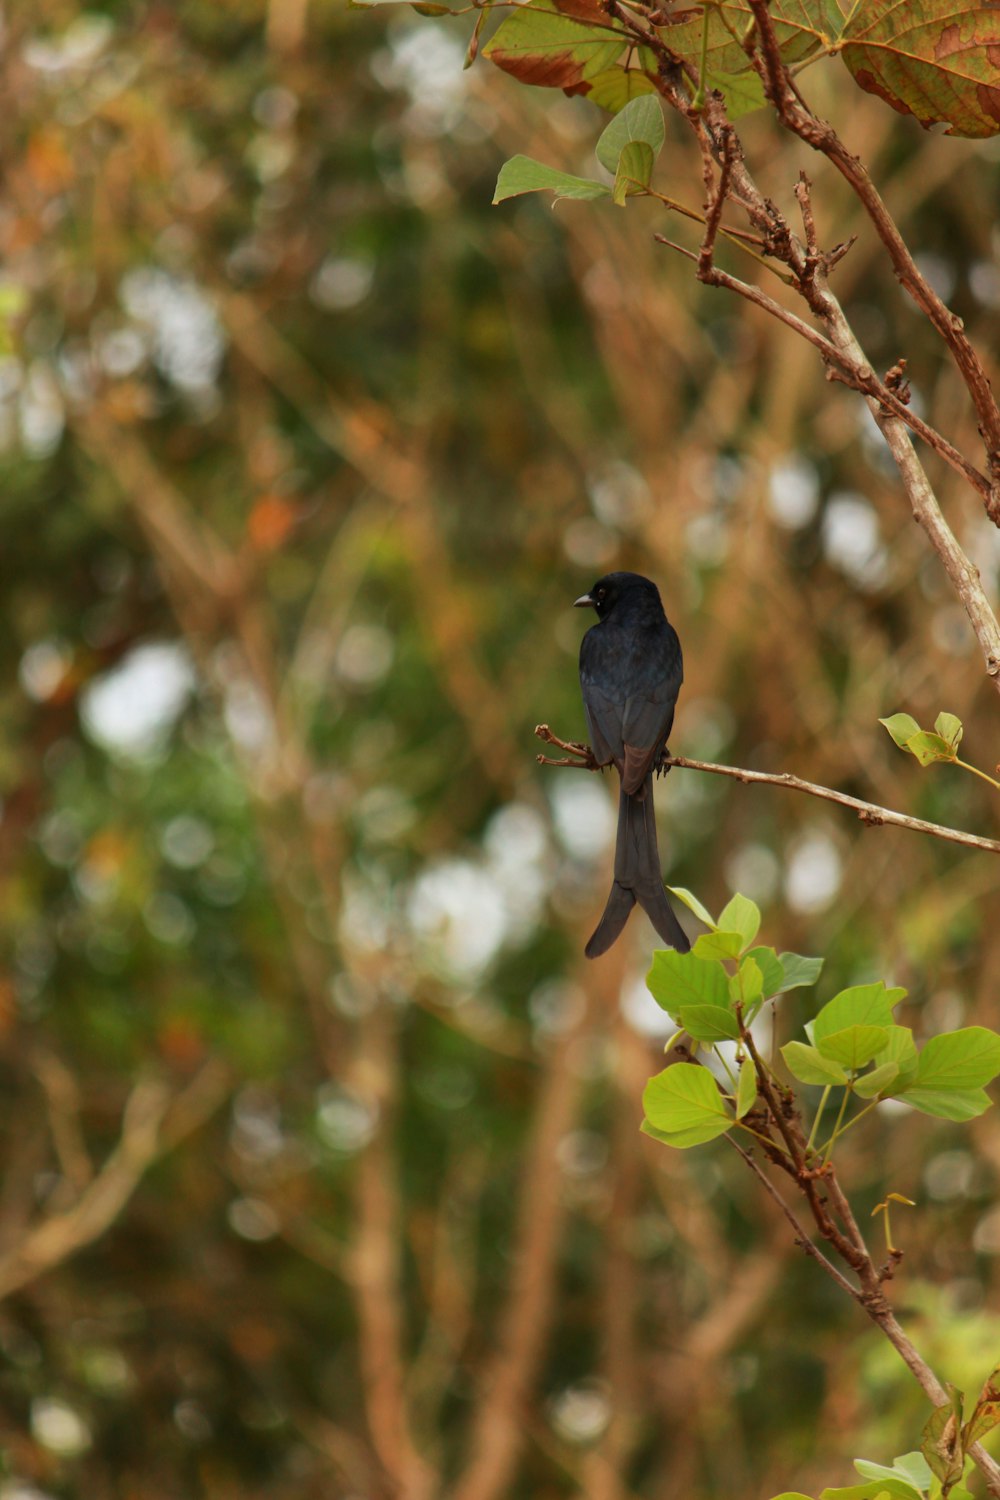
[585,779,690,957]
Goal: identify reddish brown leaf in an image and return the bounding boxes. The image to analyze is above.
[483,0,628,93]
[841,1,1000,138]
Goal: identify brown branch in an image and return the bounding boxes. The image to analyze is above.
[664,752,1000,855]
[0,1062,230,1303]
[534,727,1000,856]
[351,1003,438,1500]
[725,1137,857,1298]
[653,237,992,502]
[450,974,597,1500]
[602,10,1000,695]
[744,0,1000,515]
[732,1028,1000,1496]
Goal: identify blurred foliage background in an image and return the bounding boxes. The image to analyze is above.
[3,3,1000,1496]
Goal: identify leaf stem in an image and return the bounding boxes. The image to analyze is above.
[733,1119,792,1155]
[713,1045,739,1091]
[957,758,1000,792]
[805,1084,831,1155]
[822,1084,852,1166]
[818,1097,880,1156]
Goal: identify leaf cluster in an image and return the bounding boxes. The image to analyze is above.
[775,1367,1000,1500]
[464,0,1000,138]
[642,892,1000,1150]
[494,95,665,206]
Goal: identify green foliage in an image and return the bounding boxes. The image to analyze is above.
[493,95,665,207]
[767,1445,955,1500]
[736,1054,757,1117]
[881,711,961,768]
[467,0,1000,139]
[493,156,610,205]
[643,896,1000,1153]
[881,710,1000,796]
[641,1060,735,1146]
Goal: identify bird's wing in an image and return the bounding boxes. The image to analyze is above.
[620,673,679,794]
[581,679,623,769]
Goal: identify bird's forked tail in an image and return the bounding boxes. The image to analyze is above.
[585,776,689,958]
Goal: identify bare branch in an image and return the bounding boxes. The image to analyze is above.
[0,1062,229,1303]
[664,752,1000,856]
[744,0,1000,513]
[725,1137,857,1298]
[534,727,1000,856]
[451,972,599,1500]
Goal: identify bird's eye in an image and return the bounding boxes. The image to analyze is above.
[596,588,606,601]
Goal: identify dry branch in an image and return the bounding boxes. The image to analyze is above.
[0,1062,229,1303]
[534,726,1000,857]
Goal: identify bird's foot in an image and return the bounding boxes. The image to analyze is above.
[654,745,674,777]
[535,724,603,772]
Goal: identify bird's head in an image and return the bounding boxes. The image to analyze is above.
[574,571,661,621]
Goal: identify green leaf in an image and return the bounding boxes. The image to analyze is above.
[888,1454,932,1493]
[693,930,744,961]
[730,956,763,1006]
[854,1455,930,1494]
[875,1026,919,1081]
[747,946,786,997]
[922,1387,965,1488]
[612,140,654,204]
[667,886,717,930]
[816,1024,891,1071]
[716,893,761,949]
[880,712,921,749]
[854,1061,900,1099]
[595,94,665,171]
[776,952,824,992]
[912,1026,1000,1092]
[905,730,957,767]
[900,1086,992,1122]
[662,1,843,82]
[647,949,731,1018]
[642,1116,731,1149]
[812,983,904,1045]
[962,1364,1000,1448]
[736,1055,757,1118]
[781,1041,849,1087]
[822,1483,921,1500]
[768,1494,814,1500]
[642,1063,733,1147]
[585,62,657,113]
[483,0,627,93]
[678,1004,740,1042]
[711,67,768,118]
[493,156,610,205]
[934,712,964,750]
[840,2,1000,139]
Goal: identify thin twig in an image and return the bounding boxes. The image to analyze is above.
[653,240,991,501]
[725,1137,857,1298]
[0,1063,230,1303]
[663,752,1000,856]
[743,0,1000,516]
[534,727,1000,856]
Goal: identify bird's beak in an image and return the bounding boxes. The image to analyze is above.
[574,594,595,610]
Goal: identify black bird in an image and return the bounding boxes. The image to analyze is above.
[576,572,690,958]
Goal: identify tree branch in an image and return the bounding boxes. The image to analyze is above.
[743,0,1000,516]
[533,727,1000,857]
[602,12,1000,696]
[0,1062,230,1303]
